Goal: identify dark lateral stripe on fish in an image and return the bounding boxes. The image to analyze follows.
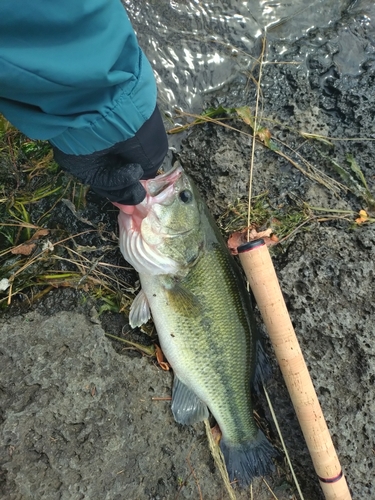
[318,470,343,484]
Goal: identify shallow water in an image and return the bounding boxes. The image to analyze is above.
[124,0,355,113]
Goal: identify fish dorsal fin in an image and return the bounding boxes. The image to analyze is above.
[129,289,151,328]
[171,376,209,425]
[252,339,273,394]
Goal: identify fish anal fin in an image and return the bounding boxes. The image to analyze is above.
[129,289,151,328]
[171,376,209,425]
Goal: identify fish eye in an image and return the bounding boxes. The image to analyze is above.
[179,189,193,204]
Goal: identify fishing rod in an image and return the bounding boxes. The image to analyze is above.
[237,238,352,500]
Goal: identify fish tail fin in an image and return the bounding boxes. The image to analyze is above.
[220,429,277,487]
[252,339,273,393]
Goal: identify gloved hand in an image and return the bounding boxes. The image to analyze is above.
[52,106,168,205]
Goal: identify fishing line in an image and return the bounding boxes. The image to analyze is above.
[262,383,305,500]
[246,33,266,241]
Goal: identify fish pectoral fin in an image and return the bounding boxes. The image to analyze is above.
[129,289,151,328]
[171,376,209,425]
[165,284,201,316]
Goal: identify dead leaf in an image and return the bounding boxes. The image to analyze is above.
[210,423,222,445]
[228,227,278,255]
[256,126,272,146]
[155,344,170,371]
[31,229,50,240]
[355,209,369,225]
[235,106,254,128]
[62,199,96,227]
[10,229,50,256]
[227,230,247,254]
[11,243,36,255]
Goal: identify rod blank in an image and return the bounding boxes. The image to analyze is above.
[238,239,351,500]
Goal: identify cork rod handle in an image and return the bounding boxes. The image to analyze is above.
[237,239,351,500]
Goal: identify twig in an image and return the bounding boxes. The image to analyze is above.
[203,420,237,500]
[186,449,203,500]
[262,477,281,500]
[104,333,155,357]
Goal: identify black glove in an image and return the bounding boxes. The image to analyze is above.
[52,106,168,205]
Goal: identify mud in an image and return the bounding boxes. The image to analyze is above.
[1,2,375,500]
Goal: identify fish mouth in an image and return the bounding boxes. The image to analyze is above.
[142,163,183,198]
[113,164,184,219]
[116,163,186,234]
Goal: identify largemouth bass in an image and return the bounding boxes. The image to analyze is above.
[116,164,276,486]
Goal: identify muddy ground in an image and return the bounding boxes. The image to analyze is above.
[1,4,375,500]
